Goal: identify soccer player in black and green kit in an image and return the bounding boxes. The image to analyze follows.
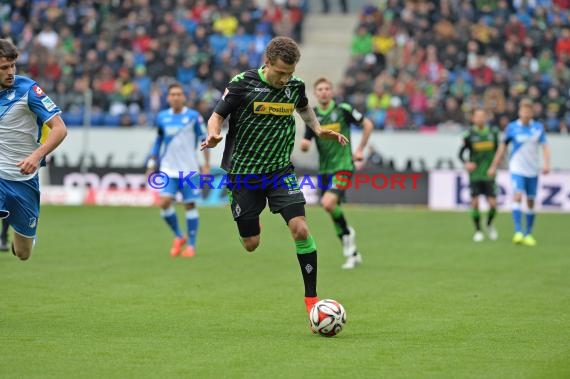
[458,108,499,242]
[200,37,348,325]
[300,77,373,269]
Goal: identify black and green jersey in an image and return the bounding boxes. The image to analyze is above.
[304,101,364,174]
[458,125,499,181]
[213,67,308,174]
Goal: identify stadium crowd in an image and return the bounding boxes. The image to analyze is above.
[0,0,307,127]
[343,0,570,133]
[2,0,570,133]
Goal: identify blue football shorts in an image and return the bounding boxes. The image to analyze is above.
[160,176,201,204]
[0,175,40,238]
[510,173,538,199]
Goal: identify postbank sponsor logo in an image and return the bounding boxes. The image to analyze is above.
[253,102,294,116]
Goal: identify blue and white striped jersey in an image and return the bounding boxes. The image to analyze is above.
[0,75,61,180]
[151,107,206,177]
[502,119,547,177]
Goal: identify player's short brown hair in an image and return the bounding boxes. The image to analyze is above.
[265,36,300,65]
[0,39,18,60]
[167,83,184,94]
[519,98,533,109]
[313,77,333,89]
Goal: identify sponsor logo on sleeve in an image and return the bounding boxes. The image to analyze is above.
[32,85,45,97]
[41,96,57,111]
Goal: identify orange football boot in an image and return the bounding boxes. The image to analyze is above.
[170,236,187,257]
[181,245,195,258]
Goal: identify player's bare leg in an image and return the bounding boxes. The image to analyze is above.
[236,217,261,252]
[240,235,260,252]
[12,232,33,261]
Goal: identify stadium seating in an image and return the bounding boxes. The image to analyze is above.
[0,0,308,127]
[343,0,570,133]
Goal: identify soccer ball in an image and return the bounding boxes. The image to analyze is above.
[309,299,347,337]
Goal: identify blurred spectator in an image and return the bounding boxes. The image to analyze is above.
[1,0,306,127]
[342,0,570,132]
[385,97,408,130]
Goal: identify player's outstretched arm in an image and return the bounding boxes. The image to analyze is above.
[297,105,348,146]
[200,112,224,151]
[17,114,67,175]
[542,144,551,174]
[487,142,507,177]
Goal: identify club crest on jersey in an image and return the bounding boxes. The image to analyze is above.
[284,87,291,99]
[253,102,294,116]
[6,90,15,100]
[32,85,44,97]
[331,111,338,122]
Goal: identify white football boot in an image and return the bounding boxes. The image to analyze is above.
[342,226,357,257]
[473,231,484,242]
[341,253,363,269]
[487,225,498,241]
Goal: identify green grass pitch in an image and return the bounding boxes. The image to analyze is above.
[1,205,569,379]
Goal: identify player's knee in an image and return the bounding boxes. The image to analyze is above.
[159,197,172,209]
[513,192,523,202]
[321,198,336,213]
[289,218,309,240]
[15,247,31,261]
[242,236,260,252]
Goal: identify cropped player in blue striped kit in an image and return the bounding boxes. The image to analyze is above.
[0,39,67,260]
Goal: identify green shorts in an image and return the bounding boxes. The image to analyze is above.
[227,164,306,220]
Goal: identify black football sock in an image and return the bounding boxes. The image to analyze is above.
[470,208,481,231]
[295,236,317,297]
[487,207,497,226]
[330,206,350,239]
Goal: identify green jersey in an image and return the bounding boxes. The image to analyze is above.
[459,125,499,181]
[304,101,364,174]
[213,68,309,174]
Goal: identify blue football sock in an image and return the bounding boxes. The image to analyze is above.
[186,209,199,246]
[161,207,182,238]
[525,210,535,236]
[512,202,522,233]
